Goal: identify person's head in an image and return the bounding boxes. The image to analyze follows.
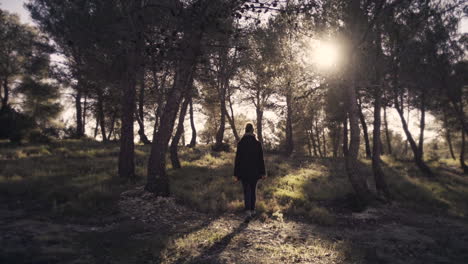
[245,123,254,134]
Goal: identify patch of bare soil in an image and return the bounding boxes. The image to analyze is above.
[2,186,468,264]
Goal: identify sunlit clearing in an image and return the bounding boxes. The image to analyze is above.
[311,41,340,69]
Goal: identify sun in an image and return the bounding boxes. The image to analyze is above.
[310,41,341,69]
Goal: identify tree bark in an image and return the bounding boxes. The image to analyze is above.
[146,30,201,196]
[417,93,426,158]
[170,96,190,169]
[137,68,151,145]
[371,29,389,198]
[118,51,137,180]
[314,119,323,157]
[225,87,240,142]
[443,109,456,160]
[1,78,9,111]
[460,128,468,174]
[331,124,341,158]
[93,115,99,139]
[305,129,313,157]
[322,129,327,157]
[188,98,197,147]
[107,110,116,140]
[394,96,433,176]
[75,85,84,138]
[214,84,226,149]
[383,105,392,155]
[285,84,294,156]
[256,107,264,145]
[343,114,349,157]
[97,89,107,141]
[358,98,371,159]
[82,94,87,135]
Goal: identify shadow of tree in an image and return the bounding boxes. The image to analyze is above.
[178,219,250,264]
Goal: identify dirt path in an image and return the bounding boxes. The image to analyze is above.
[1,186,468,264]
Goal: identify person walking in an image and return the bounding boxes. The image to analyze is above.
[234,123,266,218]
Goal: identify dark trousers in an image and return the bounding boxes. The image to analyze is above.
[241,180,258,211]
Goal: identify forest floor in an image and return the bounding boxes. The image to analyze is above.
[1,140,468,263]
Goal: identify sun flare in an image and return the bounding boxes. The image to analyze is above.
[311,41,341,69]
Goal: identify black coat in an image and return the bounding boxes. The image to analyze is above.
[234,134,266,182]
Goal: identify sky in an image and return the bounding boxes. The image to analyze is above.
[1,0,467,144]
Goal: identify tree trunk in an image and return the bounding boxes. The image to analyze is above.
[285,85,294,156]
[146,30,201,196]
[343,114,349,157]
[107,110,116,140]
[118,51,138,180]
[395,98,433,176]
[383,105,392,155]
[225,88,240,142]
[97,90,107,142]
[137,68,151,145]
[314,119,323,157]
[170,96,190,169]
[256,107,264,145]
[331,124,340,158]
[82,94,87,135]
[460,128,468,174]
[371,29,389,198]
[443,109,456,160]
[188,98,197,147]
[418,93,426,158]
[214,87,226,149]
[310,127,319,156]
[306,129,313,157]
[358,98,371,159]
[75,85,84,138]
[1,78,9,111]
[93,114,99,139]
[322,129,327,157]
[225,108,239,143]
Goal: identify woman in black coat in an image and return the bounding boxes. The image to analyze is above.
[234,123,266,217]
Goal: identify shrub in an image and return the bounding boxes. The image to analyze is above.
[0,106,35,143]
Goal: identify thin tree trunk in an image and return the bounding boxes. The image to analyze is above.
[442,109,456,160]
[97,90,107,142]
[75,85,84,138]
[358,98,371,158]
[332,124,340,158]
[418,93,426,158]
[188,98,197,147]
[371,29,390,198]
[137,68,151,144]
[460,128,468,174]
[305,129,313,157]
[170,96,190,169]
[118,52,137,180]
[225,87,240,142]
[310,127,319,156]
[1,78,9,111]
[256,107,264,145]
[146,30,201,195]
[285,85,294,156]
[322,129,327,157]
[82,94,87,135]
[225,108,239,143]
[343,114,349,157]
[394,94,433,176]
[315,119,323,157]
[107,110,116,140]
[214,85,226,149]
[383,105,392,155]
[94,114,99,139]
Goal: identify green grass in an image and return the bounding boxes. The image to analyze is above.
[1,139,468,223]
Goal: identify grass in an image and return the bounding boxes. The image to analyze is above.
[1,139,468,224]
